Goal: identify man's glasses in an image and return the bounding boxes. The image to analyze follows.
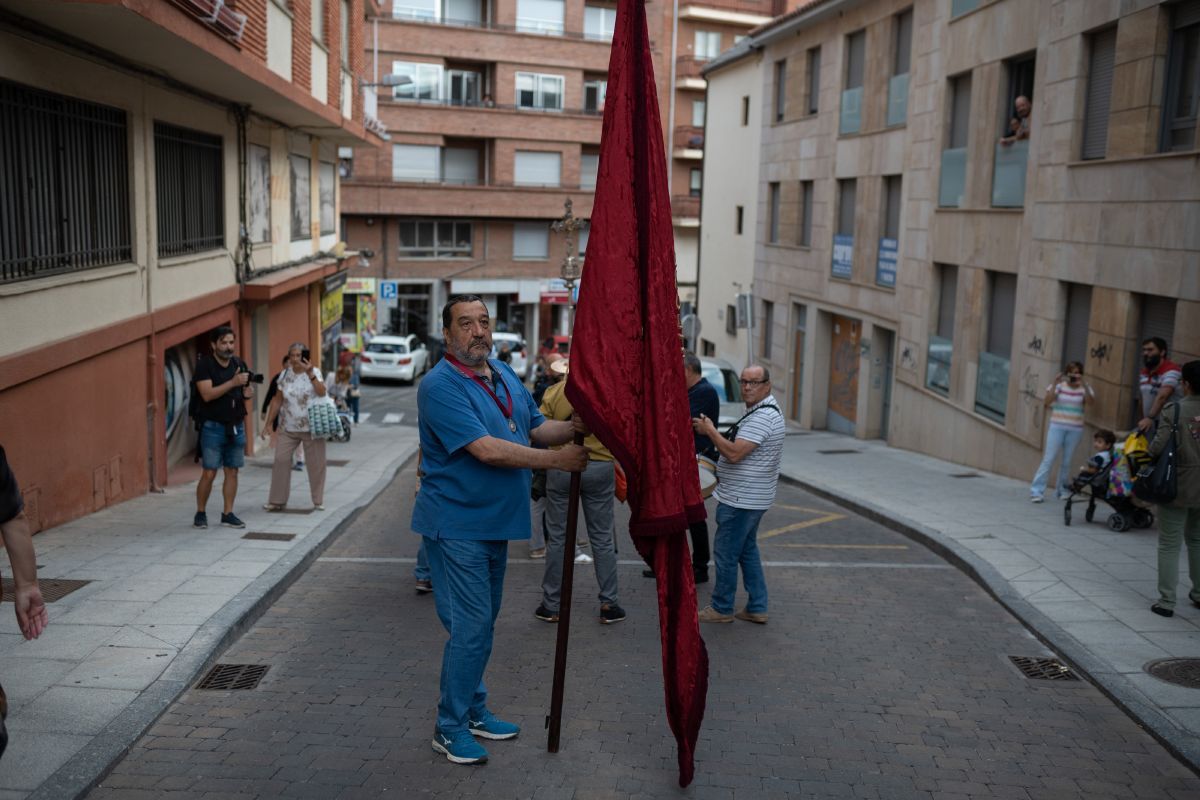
[739,379,768,386]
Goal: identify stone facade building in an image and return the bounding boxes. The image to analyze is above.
[0,0,384,529]
[699,0,1199,479]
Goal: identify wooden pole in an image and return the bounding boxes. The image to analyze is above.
[546,431,585,752]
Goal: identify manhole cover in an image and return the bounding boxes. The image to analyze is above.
[817,449,860,455]
[327,459,350,467]
[951,472,980,479]
[1,578,91,603]
[243,532,296,541]
[1009,656,1079,681]
[196,663,269,691]
[1146,658,1200,689]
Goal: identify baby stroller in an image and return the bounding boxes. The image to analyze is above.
[1062,445,1153,532]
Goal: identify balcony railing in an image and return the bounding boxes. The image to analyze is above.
[672,195,701,218]
[380,96,603,117]
[370,176,597,191]
[673,127,705,150]
[938,147,966,207]
[926,336,951,395]
[991,138,1028,208]
[384,12,613,42]
[362,86,387,137]
[975,351,1009,422]
[840,87,863,134]
[886,73,908,127]
[675,56,709,81]
[951,0,982,17]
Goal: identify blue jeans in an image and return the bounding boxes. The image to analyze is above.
[710,502,769,615]
[414,538,431,581]
[199,420,245,470]
[424,537,507,733]
[1031,423,1083,497]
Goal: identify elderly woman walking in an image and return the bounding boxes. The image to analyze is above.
[1030,361,1094,502]
[262,343,328,511]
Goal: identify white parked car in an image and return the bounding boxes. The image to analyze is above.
[699,357,745,427]
[360,334,429,384]
[490,332,529,380]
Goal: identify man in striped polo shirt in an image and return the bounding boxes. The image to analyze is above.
[691,364,786,625]
[1138,337,1182,435]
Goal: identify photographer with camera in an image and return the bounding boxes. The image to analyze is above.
[193,325,260,529]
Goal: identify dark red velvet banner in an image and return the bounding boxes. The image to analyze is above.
[562,0,709,786]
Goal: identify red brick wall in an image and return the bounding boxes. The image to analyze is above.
[238,0,268,62]
[293,0,312,96]
[350,0,364,122]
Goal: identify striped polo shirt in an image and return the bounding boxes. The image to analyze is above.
[1048,382,1087,429]
[714,398,786,511]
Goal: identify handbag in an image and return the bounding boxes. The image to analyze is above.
[1133,404,1180,505]
[307,395,340,439]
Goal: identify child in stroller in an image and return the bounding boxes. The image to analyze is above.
[1063,429,1154,531]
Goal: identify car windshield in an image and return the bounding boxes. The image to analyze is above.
[701,365,743,403]
[367,342,408,355]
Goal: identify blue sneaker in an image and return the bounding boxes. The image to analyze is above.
[468,711,520,740]
[432,728,488,764]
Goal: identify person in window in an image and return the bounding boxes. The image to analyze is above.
[1000,95,1031,146]
[481,93,495,108]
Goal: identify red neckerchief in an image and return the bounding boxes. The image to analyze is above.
[443,351,514,421]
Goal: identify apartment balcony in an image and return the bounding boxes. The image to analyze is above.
[673,127,705,152]
[378,99,603,143]
[938,147,967,208]
[9,0,375,145]
[342,179,595,219]
[679,2,774,28]
[991,139,1028,208]
[376,15,612,72]
[672,195,701,223]
[676,56,710,82]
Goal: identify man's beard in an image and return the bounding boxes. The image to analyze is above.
[452,338,490,367]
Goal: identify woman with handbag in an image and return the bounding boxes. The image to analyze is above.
[261,343,329,512]
[1029,361,1094,502]
[1148,360,1200,617]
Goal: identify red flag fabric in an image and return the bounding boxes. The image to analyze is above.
[563,0,709,786]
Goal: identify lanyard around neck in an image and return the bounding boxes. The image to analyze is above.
[444,352,513,420]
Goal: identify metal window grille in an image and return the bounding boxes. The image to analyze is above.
[1,80,132,284]
[154,122,224,258]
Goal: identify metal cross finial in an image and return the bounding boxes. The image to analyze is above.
[552,199,583,289]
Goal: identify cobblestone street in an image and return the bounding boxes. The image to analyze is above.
[87,459,1200,799]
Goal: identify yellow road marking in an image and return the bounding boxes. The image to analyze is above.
[758,513,846,539]
[775,543,909,550]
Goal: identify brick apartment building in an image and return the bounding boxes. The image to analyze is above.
[0,0,386,530]
[340,0,788,347]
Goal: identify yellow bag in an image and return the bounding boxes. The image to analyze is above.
[1123,432,1149,459]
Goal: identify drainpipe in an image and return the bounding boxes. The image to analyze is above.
[666,0,678,179]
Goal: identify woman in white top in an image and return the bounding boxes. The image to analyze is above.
[262,343,328,511]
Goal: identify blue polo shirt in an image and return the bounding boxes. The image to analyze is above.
[412,358,545,540]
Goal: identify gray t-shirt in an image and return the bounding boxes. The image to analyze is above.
[714,399,785,510]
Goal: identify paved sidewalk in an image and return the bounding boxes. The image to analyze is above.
[779,429,1200,771]
[0,425,419,799]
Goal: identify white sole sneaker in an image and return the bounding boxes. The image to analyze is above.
[1030,496,1044,503]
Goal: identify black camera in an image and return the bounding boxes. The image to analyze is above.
[247,372,265,384]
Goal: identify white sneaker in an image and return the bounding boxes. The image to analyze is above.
[1030,496,1044,504]
[574,551,593,563]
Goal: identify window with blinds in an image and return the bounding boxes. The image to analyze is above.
[806,47,821,114]
[798,180,813,246]
[774,60,787,122]
[1062,283,1092,366]
[837,178,856,236]
[845,30,865,90]
[949,73,972,149]
[768,181,781,243]
[1161,0,1200,151]
[513,150,561,186]
[1082,27,1117,159]
[513,221,549,259]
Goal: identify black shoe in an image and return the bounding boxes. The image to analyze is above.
[193,511,207,529]
[693,568,709,584]
[599,604,626,624]
[1151,603,1174,617]
[642,568,655,578]
[534,604,559,622]
[220,512,246,529]
[414,579,433,594]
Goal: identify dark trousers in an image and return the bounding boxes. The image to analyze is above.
[689,518,710,571]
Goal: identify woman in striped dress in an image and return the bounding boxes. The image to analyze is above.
[1030,361,1094,502]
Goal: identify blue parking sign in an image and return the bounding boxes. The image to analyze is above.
[380,281,398,300]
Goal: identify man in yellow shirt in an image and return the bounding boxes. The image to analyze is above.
[533,360,627,624]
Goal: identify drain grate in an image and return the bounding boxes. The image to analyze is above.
[951,472,981,479]
[1,578,91,603]
[817,449,860,455]
[195,663,269,691]
[327,459,350,467]
[242,532,296,542]
[1145,658,1200,689]
[1009,656,1079,681]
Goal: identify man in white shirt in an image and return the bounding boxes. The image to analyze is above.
[691,364,785,624]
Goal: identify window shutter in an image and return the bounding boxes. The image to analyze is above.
[1062,283,1092,366]
[1082,27,1117,160]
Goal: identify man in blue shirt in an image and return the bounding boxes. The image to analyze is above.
[413,295,587,765]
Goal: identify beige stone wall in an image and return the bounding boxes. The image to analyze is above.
[738,0,1199,480]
